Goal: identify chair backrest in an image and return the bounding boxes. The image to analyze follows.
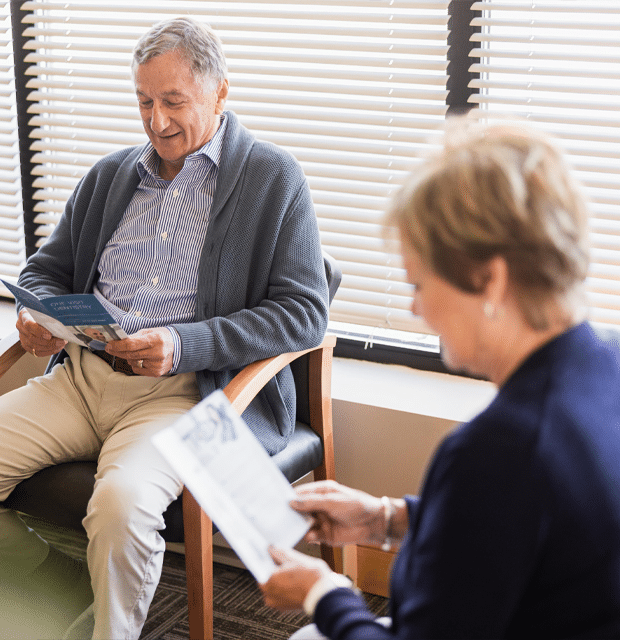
[323,250,342,307]
[292,251,341,426]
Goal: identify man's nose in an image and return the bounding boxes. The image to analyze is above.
[150,103,169,132]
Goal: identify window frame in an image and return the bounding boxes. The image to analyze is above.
[10,0,37,258]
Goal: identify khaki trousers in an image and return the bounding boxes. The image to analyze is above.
[0,343,200,640]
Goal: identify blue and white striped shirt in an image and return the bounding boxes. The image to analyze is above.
[94,115,228,371]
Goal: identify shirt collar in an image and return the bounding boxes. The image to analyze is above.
[137,113,228,181]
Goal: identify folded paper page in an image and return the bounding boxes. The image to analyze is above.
[152,389,311,583]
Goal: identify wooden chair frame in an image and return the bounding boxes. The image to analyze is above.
[0,331,338,640]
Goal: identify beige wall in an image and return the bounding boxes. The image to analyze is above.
[333,399,457,498]
[330,356,496,498]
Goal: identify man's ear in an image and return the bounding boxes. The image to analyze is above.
[215,79,229,114]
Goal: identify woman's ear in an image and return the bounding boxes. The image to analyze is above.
[476,255,510,308]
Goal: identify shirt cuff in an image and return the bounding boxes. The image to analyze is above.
[303,573,355,618]
[167,326,181,373]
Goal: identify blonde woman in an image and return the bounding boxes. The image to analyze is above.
[260,117,620,639]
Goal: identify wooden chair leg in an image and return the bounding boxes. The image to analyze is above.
[342,545,358,585]
[320,544,342,574]
[307,345,342,574]
[183,487,214,640]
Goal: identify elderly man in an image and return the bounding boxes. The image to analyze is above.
[0,16,328,640]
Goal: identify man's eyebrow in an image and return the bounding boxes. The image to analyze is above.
[136,89,186,99]
[161,90,185,98]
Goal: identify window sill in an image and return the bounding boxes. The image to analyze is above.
[0,300,15,334]
[332,356,496,424]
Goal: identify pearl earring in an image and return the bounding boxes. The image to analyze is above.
[483,301,496,319]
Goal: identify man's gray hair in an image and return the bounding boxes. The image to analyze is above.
[132,17,228,90]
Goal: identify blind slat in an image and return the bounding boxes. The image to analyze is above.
[471,32,619,48]
[471,1,620,13]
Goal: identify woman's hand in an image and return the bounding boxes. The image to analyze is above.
[260,547,332,611]
[16,308,67,358]
[291,480,388,548]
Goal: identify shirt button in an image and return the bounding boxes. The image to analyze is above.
[161,231,168,239]
[152,276,159,285]
[135,310,142,317]
[173,189,179,197]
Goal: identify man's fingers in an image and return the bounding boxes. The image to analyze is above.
[105,338,139,356]
[17,309,54,342]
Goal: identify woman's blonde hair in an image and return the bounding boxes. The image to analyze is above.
[387,114,590,330]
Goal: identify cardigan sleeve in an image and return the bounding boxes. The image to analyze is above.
[17,147,139,304]
[17,184,82,301]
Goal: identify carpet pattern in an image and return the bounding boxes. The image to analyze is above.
[23,515,390,639]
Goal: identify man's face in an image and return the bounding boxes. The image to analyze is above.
[135,49,228,180]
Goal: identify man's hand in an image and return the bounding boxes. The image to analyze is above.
[105,327,174,377]
[16,308,67,358]
[260,547,331,611]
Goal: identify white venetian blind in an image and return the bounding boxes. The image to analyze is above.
[469,0,620,329]
[18,0,449,337]
[0,1,25,285]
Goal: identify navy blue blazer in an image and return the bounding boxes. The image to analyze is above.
[316,322,620,638]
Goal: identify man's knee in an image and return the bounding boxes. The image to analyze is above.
[83,461,176,544]
[85,469,160,537]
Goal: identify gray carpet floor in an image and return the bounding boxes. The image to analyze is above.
[20,515,390,640]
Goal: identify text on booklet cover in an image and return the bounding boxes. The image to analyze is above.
[2,280,127,348]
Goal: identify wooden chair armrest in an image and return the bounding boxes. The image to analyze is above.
[0,331,338,400]
[223,334,337,415]
[184,333,337,640]
[0,330,27,378]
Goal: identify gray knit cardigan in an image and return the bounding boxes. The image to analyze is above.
[18,111,329,454]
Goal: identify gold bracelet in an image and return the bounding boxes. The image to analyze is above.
[380,495,393,552]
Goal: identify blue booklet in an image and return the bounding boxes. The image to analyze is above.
[2,280,128,348]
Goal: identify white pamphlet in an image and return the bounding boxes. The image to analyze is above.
[152,390,311,583]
